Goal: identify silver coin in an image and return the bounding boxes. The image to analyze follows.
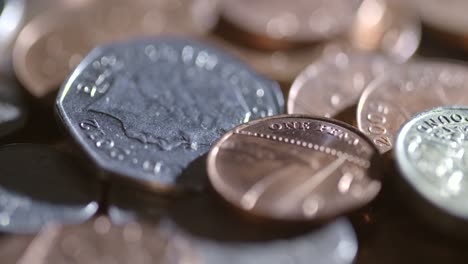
[0,144,100,234]
[395,106,468,225]
[56,37,283,192]
[107,191,357,264]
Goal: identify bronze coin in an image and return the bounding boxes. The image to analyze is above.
[207,36,322,84]
[288,42,394,119]
[17,217,197,264]
[13,0,219,98]
[349,0,421,62]
[207,115,382,222]
[220,0,362,47]
[357,60,468,153]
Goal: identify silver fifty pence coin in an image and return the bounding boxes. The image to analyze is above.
[55,37,284,192]
[395,106,468,226]
[0,144,99,234]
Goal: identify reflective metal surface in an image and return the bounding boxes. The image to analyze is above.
[208,115,382,221]
[357,60,468,153]
[56,37,284,192]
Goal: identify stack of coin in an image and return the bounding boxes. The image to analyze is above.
[0,0,468,263]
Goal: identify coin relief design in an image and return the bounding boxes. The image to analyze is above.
[288,43,392,118]
[396,106,468,219]
[357,60,468,153]
[208,115,381,221]
[56,38,283,191]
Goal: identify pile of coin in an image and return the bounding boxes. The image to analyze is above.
[1,0,468,263]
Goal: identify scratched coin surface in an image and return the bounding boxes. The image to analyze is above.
[207,115,381,221]
[0,144,99,234]
[288,43,393,118]
[357,60,468,153]
[0,60,27,138]
[56,37,283,192]
[350,0,421,62]
[13,0,219,98]
[395,106,468,223]
[16,217,197,264]
[220,0,362,46]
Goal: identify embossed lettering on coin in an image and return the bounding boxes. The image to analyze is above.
[0,144,99,234]
[207,115,381,221]
[395,106,468,222]
[56,38,283,191]
[357,60,468,153]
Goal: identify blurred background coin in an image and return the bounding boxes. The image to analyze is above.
[357,60,468,153]
[13,0,219,99]
[405,0,468,48]
[107,190,358,264]
[207,115,381,222]
[0,144,99,234]
[395,106,468,235]
[0,59,26,138]
[220,0,362,50]
[16,216,196,264]
[0,0,25,58]
[56,37,283,192]
[287,42,393,121]
[349,0,421,62]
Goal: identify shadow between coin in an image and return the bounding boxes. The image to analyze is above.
[0,145,99,207]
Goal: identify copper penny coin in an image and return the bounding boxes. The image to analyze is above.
[13,0,219,98]
[207,36,322,84]
[220,0,362,47]
[357,60,468,154]
[288,42,393,119]
[16,216,197,264]
[350,0,421,62]
[207,115,382,222]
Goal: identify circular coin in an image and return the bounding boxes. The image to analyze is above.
[0,144,99,234]
[16,216,197,264]
[395,106,468,230]
[13,0,219,98]
[207,115,382,222]
[220,0,362,47]
[350,0,421,62]
[56,37,283,192]
[357,60,468,153]
[288,42,393,118]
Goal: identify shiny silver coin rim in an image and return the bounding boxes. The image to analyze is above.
[395,105,468,221]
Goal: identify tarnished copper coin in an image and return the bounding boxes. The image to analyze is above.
[16,217,197,264]
[220,0,362,48]
[13,0,219,98]
[207,115,382,222]
[357,60,468,153]
[350,0,421,62]
[288,43,393,119]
